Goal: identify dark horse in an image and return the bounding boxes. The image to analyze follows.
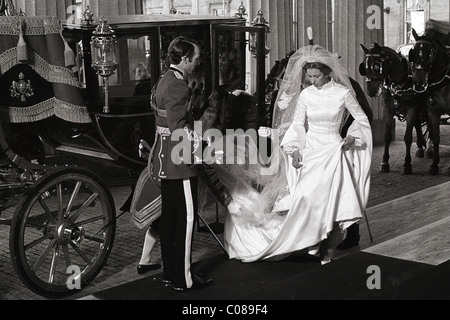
[409,28,450,176]
[359,43,428,174]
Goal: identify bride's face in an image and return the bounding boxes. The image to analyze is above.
[306,68,328,89]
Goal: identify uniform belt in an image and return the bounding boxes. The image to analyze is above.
[156,126,171,134]
[156,108,167,117]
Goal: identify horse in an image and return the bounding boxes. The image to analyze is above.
[409,28,450,176]
[359,43,428,174]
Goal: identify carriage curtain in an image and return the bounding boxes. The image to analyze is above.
[0,15,91,123]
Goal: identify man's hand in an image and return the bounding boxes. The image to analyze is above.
[342,135,356,151]
[258,126,272,138]
[291,149,303,169]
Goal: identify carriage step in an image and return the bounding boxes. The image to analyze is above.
[55,145,115,161]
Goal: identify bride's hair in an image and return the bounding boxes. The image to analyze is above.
[303,62,332,76]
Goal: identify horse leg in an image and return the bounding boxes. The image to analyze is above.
[427,108,441,175]
[414,115,425,158]
[402,110,415,175]
[426,137,434,159]
[380,109,393,173]
[380,118,393,173]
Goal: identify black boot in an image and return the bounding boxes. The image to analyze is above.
[337,223,360,250]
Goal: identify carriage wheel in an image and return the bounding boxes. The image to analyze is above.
[9,167,116,298]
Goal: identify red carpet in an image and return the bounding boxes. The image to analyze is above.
[92,251,435,301]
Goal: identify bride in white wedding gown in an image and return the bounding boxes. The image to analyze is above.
[217,45,372,264]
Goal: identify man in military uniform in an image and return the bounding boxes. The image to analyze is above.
[150,36,214,292]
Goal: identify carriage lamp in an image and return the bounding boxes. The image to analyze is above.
[90,17,119,113]
[249,9,270,58]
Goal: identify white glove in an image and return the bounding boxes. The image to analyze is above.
[258,126,272,138]
[227,200,241,215]
[231,89,246,96]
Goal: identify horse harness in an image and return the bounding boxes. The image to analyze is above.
[411,38,450,93]
[362,49,415,121]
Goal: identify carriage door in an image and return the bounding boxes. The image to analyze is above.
[212,25,268,131]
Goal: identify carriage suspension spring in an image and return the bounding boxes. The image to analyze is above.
[40,191,51,200]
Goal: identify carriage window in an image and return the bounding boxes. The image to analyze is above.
[127,37,151,82]
[101,35,154,98]
[216,30,245,88]
[128,37,152,96]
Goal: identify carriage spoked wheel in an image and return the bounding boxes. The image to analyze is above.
[9,167,116,298]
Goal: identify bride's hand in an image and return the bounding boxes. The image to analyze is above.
[291,150,303,169]
[227,200,241,215]
[258,126,272,138]
[343,135,356,151]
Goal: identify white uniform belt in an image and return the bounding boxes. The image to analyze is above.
[156,108,167,117]
[156,126,171,134]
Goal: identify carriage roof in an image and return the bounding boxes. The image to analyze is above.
[64,14,245,31]
[425,19,450,36]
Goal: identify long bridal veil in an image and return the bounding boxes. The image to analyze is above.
[211,45,361,225]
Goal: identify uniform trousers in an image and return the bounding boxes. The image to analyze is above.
[160,177,198,289]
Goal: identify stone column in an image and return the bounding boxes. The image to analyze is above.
[89,0,143,16]
[263,0,293,65]
[191,0,199,15]
[334,0,385,145]
[14,0,142,19]
[295,0,329,49]
[15,0,73,20]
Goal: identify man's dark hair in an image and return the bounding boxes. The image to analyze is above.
[168,36,200,65]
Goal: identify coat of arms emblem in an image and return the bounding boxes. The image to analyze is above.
[10,72,34,102]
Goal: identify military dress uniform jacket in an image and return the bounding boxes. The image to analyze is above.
[149,68,197,182]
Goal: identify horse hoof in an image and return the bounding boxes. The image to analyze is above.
[428,167,439,176]
[380,163,390,173]
[415,149,424,158]
[402,166,412,175]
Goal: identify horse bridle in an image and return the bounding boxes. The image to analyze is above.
[410,38,448,93]
[362,50,411,97]
[362,53,386,82]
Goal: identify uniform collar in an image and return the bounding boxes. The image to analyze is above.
[169,65,187,79]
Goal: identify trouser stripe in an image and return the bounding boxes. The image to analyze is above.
[183,179,194,288]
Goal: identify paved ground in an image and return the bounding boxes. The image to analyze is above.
[1,119,450,300]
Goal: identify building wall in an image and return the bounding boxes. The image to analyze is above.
[429,0,450,22]
[385,0,450,50]
[13,0,143,20]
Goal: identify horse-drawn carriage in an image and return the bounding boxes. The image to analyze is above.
[0,12,269,298]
